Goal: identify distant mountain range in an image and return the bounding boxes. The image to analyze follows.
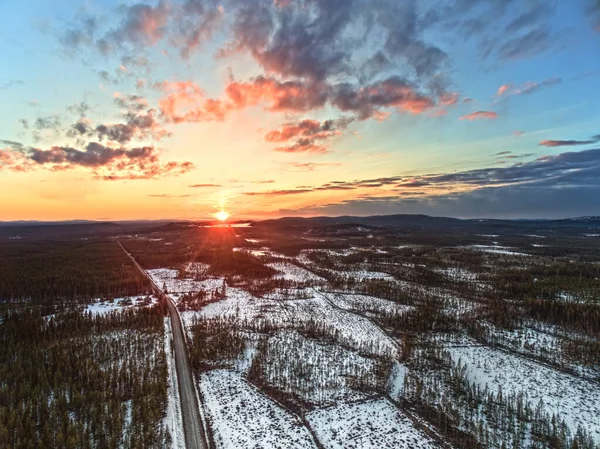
[260,214,600,230]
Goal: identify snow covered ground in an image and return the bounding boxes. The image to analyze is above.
[260,331,382,406]
[324,292,414,317]
[436,267,478,282]
[85,296,158,315]
[387,362,408,402]
[193,288,398,358]
[199,370,318,449]
[147,268,225,297]
[448,345,600,443]
[306,398,439,449]
[163,318,185,449]
[267,262,326,283]
[468,245,530,256]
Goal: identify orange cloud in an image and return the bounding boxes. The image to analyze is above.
[158,77,328,123]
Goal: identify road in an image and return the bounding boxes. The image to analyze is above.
[119,242,209,449]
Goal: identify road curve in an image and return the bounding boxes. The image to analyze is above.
[119,242,209,449]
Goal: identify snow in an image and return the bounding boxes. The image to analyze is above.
[306,398,438,449]
[147,268,225,297]
[448,345,600,443]
[199,370,318,449]
[436,268,478,282]
[280,292,399,357]
[324,292,414,317]
[85,296,158,315]
[163,317,185,449]
[387,362,408,401]
[468,245,530,256]
[267,262,326,283]
[334,269,394,281]
[194,288,398,358]
[260,331,381,406]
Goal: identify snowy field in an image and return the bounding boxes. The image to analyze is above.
[306,398,439,449]
[279,293,399,357]
[260,331,381,406]
[193,288,398,358]
[267,262,326,283]
[199,370,318,449]
[448,346,600,443]
[436,267,478,282]
[147,268,224,297]
[468,245,530,256]
[324,292,414,317]
[85,296,158,315]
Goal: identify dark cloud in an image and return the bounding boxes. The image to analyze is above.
[495,27,553,60]
[1,142,194,180]
[293,184,600,220]
[274,139,328,154]
[275,148,600,218]
[332,77,435,120]
[252,148,600,204]
[66,0,458,126]
[34,115,62,131]
[266,118,352,154]
[539,135,600,147]
[65,94,169,145]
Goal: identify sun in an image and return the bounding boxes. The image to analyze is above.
[215,210,229,222]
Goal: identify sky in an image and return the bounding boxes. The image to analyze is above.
[1,0,600,221]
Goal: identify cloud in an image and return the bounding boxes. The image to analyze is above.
[107,1,170,49]
[158,74,440,124]
[158,76,330,123]
[460,111,498,121]
[0,79,24,90]
[66,0,460,127]
[189,183,222,188]
[274,139,328,154]
[244,188,314,196]
[1,142,194,180]
[497,84,512,96]
[495,27,553,61]
[67,94,170,145]
[332,77,436,120]
[149,194,192,198]
[539,135,600,147]
[496,77,561,97]
[283,162,342,172]
[265,118,352,153]
[257,147,600,202]
[270,147,600,218]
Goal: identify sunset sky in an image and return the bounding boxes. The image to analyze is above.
[1,0,600,221]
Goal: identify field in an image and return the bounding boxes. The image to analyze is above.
[1,218,599,449]
[199,370,318,449]
[306,399,439,449]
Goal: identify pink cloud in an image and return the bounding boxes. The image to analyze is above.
[496,84,512,96]
[459,111,498,121]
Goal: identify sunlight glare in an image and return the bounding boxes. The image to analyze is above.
[215,210,229,221]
